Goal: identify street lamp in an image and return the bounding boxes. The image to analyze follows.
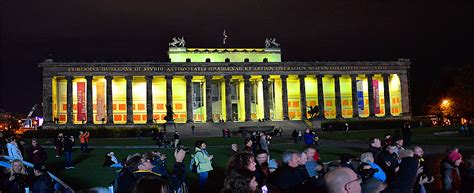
[441,99,450,107]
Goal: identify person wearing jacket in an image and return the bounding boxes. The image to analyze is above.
[389,150,420,193]
[441,151,463,193]
[31,164,54,193]
[79,131,90,153]
[6,137,23,161]
[194,140,213,193]
[27,139,48,165]
[303,129,315,147]
[63,135,75,169]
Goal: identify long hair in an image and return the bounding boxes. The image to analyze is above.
[10,159,27,175]
[225,152,255,176]
[221,169,255,193]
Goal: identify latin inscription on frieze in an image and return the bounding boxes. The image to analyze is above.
[66,65,389,72]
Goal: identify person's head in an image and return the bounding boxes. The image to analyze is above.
[360,152,374,163]
[386,145,397,154]
[341,154,354,164]
[226,152,257,175]
[361,178,387,193]
[398,149,414,159]
[369,138,381,148]
[231,144,238,151]
[305,147,317,160]
[58,133,63,137]
[221,169,258,193]
[324,167,362,193]
[244,138,253,147]
[305,128,311,133]
[128,155,154,171]
[282,150,300,168]
[395,138,404,147]
[8,137,16,143]
[31,138,38,147]
[413,146,424,157]
[255,149,269,165]
[384,134,391,139]
[10,159,26,175]
[131,174,169,193]
[33,164,46,176]
[299,152,308,165]
[195,140,206,149]
[107,152,115,157]
[80,131,83,134]
[447,151,463,166]
[446,146,459,155]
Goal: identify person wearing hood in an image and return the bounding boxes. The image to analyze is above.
[441,150,463,193]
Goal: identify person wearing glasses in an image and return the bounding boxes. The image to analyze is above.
[324,167,362,193]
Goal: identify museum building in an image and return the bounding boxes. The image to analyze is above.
[39,44,411,127]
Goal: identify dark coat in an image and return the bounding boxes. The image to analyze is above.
[63,138,75,152]
[390,157,419,193]
[27,145,48,165]
[31,174,54,193]
[441,158,461,193]
[267,165,310,193]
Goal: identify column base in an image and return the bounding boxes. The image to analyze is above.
[283,117,290,120]
[245,119,252,122]
[146,120,154,124]
[206,119,213,123]
[186,119,194,123]
[106,121,114,125]
[126,121,134,125]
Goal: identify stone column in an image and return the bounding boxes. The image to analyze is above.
[334,74,342,118]
[224,75,233,121]
[85,76,94,124]
[125,76,134,124]
[281,75,289,120]
[243,75,252,121]
[66,76,74,124]
[383,74,392,117]
[367,74,375,117]
[317,75,325,119]
[205,76,213,122]
[350,74,359,118]
[42,76,53,124]
[105,76,114,124]
[399,73,411,116]
[185,76,193,123]
[262,75,271,120]
[146,76,154,124]
[298,75,307,120]
[165,75,173,110]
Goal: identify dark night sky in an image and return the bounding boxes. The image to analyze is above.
[1,0,472,116]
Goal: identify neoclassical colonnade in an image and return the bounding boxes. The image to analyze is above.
[43,72,409,125]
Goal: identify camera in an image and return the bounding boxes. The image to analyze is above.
[357,166,378,181]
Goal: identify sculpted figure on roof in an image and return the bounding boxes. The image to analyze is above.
[169,37,186,47]
[265,38,279,48]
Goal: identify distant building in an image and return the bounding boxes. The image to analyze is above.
[39,44,410,128]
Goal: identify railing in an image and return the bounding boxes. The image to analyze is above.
[0,155,74,193]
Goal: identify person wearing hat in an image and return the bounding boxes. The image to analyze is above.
[31,164,54,193]
[442,150,463,192]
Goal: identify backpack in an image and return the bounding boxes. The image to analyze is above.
[189,151,202,173]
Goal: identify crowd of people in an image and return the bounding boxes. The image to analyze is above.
[1,125,474,193]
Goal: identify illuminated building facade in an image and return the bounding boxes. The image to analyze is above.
[40,46,411,127]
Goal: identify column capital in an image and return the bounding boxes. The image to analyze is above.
[366,74,374,78]
[66,76,74,81]
[382,73,391,77]
[261,75,270,79]
[165,75,173,80]
[185,75,193,81]
[105,76,114,81]
[298,74,306,79]
[316,74,324,79]
[224,75,232,80]
[125,76,133,81]
[145,76,154,81]
[243,75,251,80]
[205,75,213,81]
[350,74,358,79]
[85,76,93,81]
[280,74,288,79]
[332,74,341,78]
